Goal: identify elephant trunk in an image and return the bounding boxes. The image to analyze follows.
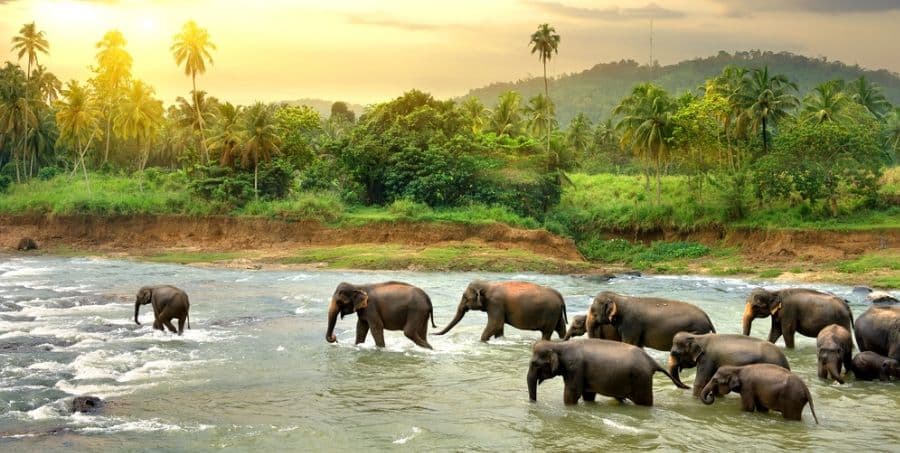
[527,368,538,401]
[668,355,686,389]
[700,381,717,405]
[741,303,754,336]
[585,310,596,338]
[326,299,339,343]
[434,306,467,336]
[134,301,142,325]
[828,361,845,384]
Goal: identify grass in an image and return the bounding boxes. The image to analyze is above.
[577,238,711,270]
[280,244,590,273]
[757,269,784,279]
[834,250,900,274]
[144,251,243,264]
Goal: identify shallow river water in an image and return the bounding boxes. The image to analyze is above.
[0,256,898,451]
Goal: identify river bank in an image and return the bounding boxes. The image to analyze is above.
[1,214,897,287]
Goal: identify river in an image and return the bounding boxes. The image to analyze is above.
[0,256,897,451]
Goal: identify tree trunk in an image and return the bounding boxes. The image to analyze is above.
[543,59,550,157]
[656,155,662,205]
[254,150,259,200]
[761,116,768,154]
[104,112,112,164]
[192,73,207,164]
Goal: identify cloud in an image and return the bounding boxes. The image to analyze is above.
[523,1,684,21]
[709,0,900,16]
[344,14,443,31]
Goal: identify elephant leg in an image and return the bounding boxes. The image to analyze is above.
[540,328,553,341]
[630,388,654,407]
[480,316,504,342]
[563,381,583,405]
[404,324,433,350]
[817,361,827,380]
[739,390,756,412]
[370,324,386,348]
[162,318,178,333]
[152,319,162,330]
[768,319,783,344]
[888,343,900,362]
[177,317,186,335]
[555,316,566,339]
[782,323,797,349]
[355,319,369,345]
[582,391,597,402]
[781,405,801,421]
[692,362,716,398]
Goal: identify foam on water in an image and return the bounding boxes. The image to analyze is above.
[393,426,421,444]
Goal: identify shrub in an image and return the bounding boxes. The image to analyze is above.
[0,174,11,193]
[37,166,62,181]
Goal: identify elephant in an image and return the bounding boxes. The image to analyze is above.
[434,280,567,342]
[134,285,191,335]
[527,339,688,406]
[699,364,818,423]
[668,332,790,397]
[325,281,435,349]
[742,288,853,348]
[562,314,621,341]
[585,291,715,350]
[816,324,854,384]
[851,351,900,381]
[854,305,900,360]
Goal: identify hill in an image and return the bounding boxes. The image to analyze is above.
[461,50,900,126]
[280,98,365,118]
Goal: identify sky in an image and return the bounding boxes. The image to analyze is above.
[0,0,898,106]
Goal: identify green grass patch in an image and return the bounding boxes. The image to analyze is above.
[578,238,710,269]
[144,251,242,264]
[757,269,784,278]
[871,275,900,289]
[835,251,900,274]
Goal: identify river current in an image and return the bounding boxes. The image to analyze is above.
[0,256,898,451]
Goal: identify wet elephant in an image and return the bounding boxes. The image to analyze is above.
[816,324,853,384]
[527,339,688,406]
[134,285,191,335]
[325,281,436,349]
[563,314,620,341]
[854,305,900,360]
[743,288,853,348]
[585,291,715,350]
[668,332,790,397]
[851,351,900,381]
[435,280,567,342]
[700,364,818,423]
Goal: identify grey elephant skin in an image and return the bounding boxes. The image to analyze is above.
[563,314,620,341]
[134,285,191,335]
[527,339,688,406]
[668,332,790,397]
[854,305,900,360]
[586,291,715,350]
[700,364,818,423]
[851,351,900,381]
[743,288,853,348]
[325,281,435,349]
[435,280,567,342]
[816,324,853,384]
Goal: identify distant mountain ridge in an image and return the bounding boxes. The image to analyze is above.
[462,50,900,127]
[281,98,365,118]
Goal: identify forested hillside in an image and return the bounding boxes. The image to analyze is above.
[463,50,900,126]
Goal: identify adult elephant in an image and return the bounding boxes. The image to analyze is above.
[434,280,567,342]
[854,305,900,360]
[743,288,853,348]
[563,314,620,341]
[585,291,715,350]
[700,364,818,423]
[134,285,191,335]
[851,351,900,381]
[325,281,435,349]
[669,332,790,397]
[528,339,688,406]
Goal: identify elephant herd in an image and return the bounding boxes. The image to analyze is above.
[323,280,900,424]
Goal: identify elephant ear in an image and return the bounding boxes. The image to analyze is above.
[472,288,485,310]
[351,290,369,311]
[688,338,703,362]
[549,351,560,374]
[728,375,741,392]
[770,301,783,317]
[607,300,618,323]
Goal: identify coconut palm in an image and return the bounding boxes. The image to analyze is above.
[705,65,748,169]
[735,66,798,154]
[525,94,557,139]
[0,63,31,181]
[847,76,891,119]
[95,30,133,164]
[460,97,489,134]
[886,107,900,155]
[529,23,560,153]
[55,80,100,192]
[115,80,164,189]
[11,22,49,181]
[171,20,216,163]
[241,102,281,199]
[614,83,677,204]
[205,102,243,167]
[802,79,852,124]
[566,112,592,159]
[490,91,523,136]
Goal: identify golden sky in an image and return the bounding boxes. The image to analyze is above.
[1,0,898,105]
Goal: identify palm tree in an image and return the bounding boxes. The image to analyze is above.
[171,20,216,164]
[735,66,798,154]
[460,97,489,134]
[205,101,243,167]
[241,102,281,199]
[566,112,592,160]
[173,90,218,158]
[705,65,748,169]
[614,83,677,204]
[11,22,49,181]
[115,80,163,189]
[490,91,523,136]
[802,79,851,124]
[0,63,31,182]
[886,107,900,155]
[55,80,100,193]
[95,30,133,164]
[529,23,560,154]
[525,94,557,138]
[847,76,891,119]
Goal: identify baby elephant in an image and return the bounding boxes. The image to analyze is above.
[816,324,854,384]
[563,314,620,341]
[851,351,900,381]
[700,364,818,423]
[134,285,191,335]
[528,339,688,406]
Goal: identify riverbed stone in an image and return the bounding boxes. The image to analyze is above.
[71,396,104,414]
[16,237,38,251]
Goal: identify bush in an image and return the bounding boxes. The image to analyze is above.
[37,166,62,180]
[189,165,254,207]
[257,158,294,200]
[0,174,11,193]
[387,198,432,217]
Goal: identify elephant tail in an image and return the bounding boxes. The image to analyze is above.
[805,387,819,424]
[187,312,191,330]
[561,301,568,326]
[426,294,437,328]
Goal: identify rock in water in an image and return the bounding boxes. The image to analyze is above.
[16,237,38,251]
[72,396,104,414]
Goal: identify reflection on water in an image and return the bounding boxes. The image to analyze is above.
[0,256,898,451]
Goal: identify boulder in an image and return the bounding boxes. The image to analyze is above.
[71,396,104,414]
[16,237,38,251]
